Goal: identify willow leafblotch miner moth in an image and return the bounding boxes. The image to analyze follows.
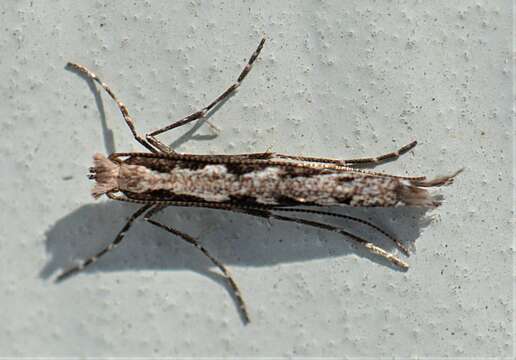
[60,37,461,323]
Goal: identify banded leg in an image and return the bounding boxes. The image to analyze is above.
[268,213,409,270]
[67,62,157,153]
[215,205,409,269]
[273,140,417,167]
[104,195,409,257]
[272,208,409,256]
[112,198,409,270]
[208,151,275,160]
[100,197,408,269]
[55,204,152,282]
[143,206,250,323]
[145,38,266,153]
[222,205,408,269]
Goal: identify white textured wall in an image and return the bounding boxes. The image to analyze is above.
[0,1,512,357]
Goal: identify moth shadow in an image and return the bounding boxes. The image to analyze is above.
[41,201,431,289]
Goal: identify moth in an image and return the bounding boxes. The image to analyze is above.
[60,37,461,323]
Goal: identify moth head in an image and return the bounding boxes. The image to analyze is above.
[89,153,119,198]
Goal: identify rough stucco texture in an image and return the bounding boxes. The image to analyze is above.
[0,0,513,357]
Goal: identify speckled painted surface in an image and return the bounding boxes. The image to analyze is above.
[0,0,513,358]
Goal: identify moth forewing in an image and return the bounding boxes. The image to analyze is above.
[61,36,461,324]
[93,152,451,208]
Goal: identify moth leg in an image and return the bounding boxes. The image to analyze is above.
[146,201,409,270]
[67,62,157,153]
[143,206,251,324]
[221,206,409,269]
[272,141,417,167]
[209,151,275,160]
[55,204,152,282]
[221,205,408,269]
[272,207,410,256]
[145,38,266,153]
[149,201,408,255]
[334,167,426,182]
[268,213,409,270]
[336,140,418,166]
